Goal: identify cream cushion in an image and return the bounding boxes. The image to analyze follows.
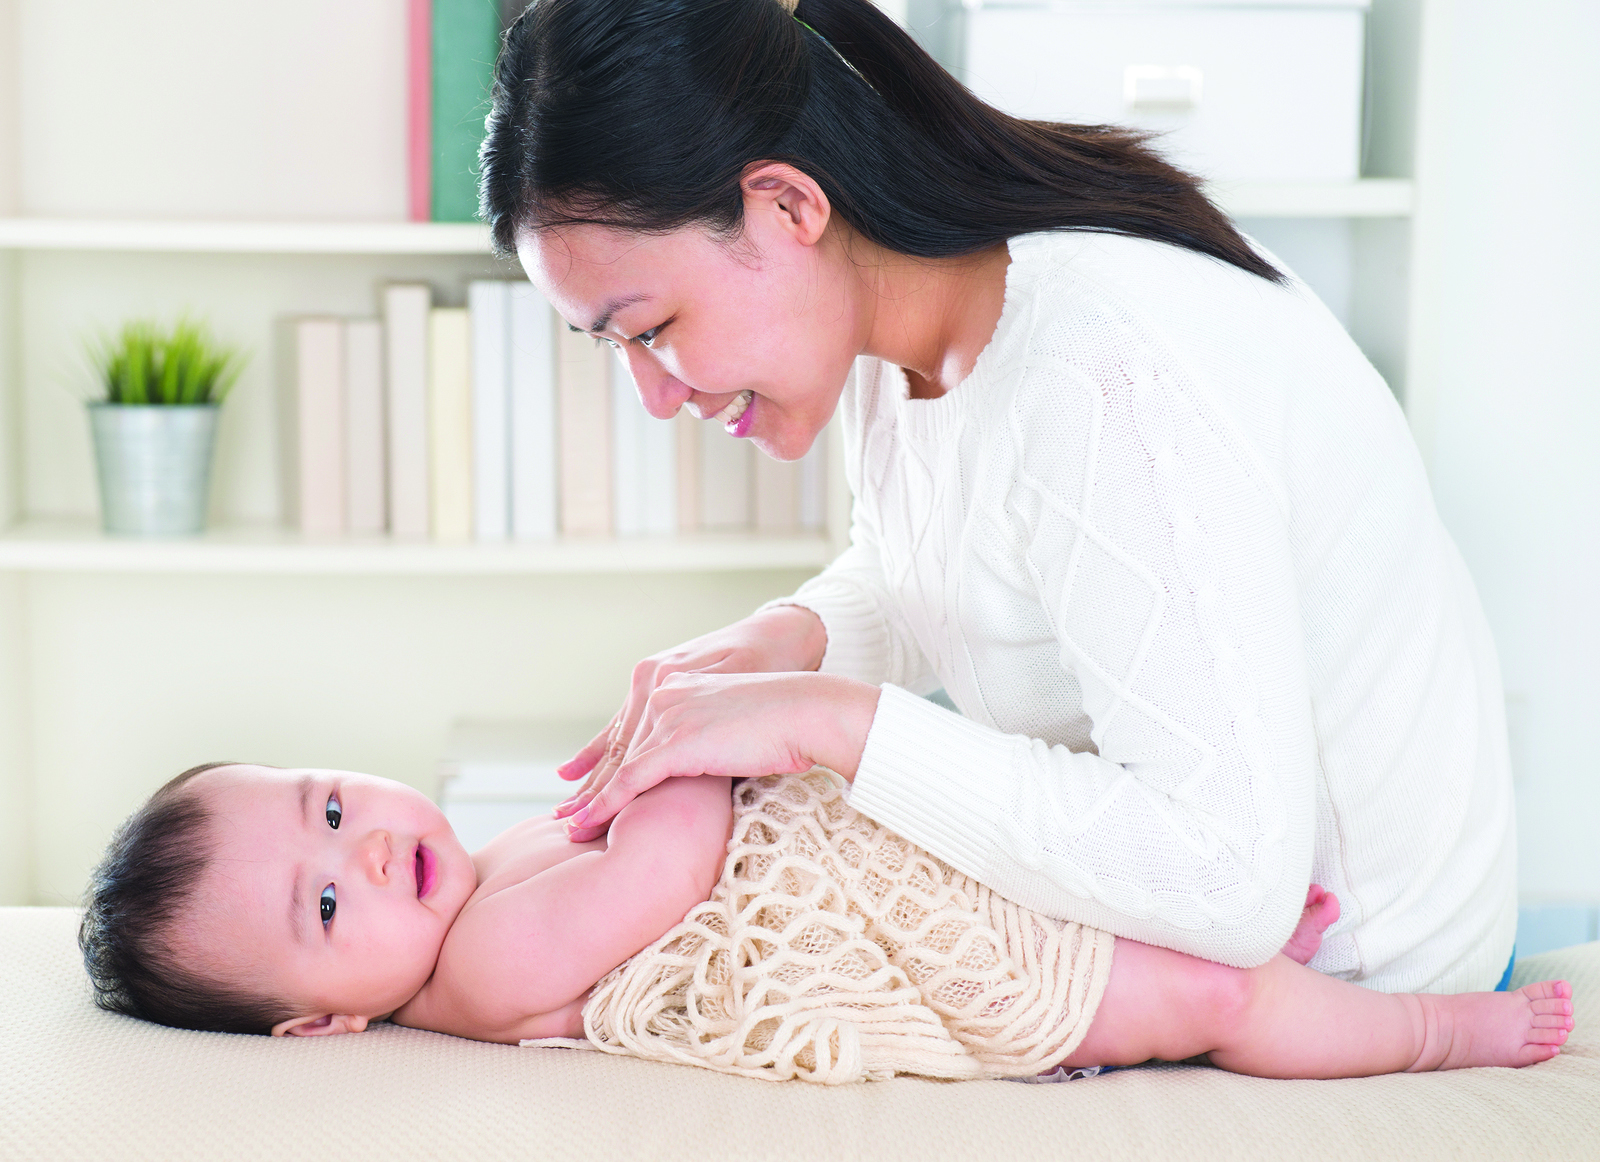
[3,906,1596,1161]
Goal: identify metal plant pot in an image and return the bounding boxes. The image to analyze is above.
[88,403,220,536]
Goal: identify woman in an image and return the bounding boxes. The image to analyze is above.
[480,0,1516,993]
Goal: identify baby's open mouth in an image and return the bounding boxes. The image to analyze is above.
[414,844,435,899]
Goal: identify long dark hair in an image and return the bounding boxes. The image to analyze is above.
[481,0,1281,283]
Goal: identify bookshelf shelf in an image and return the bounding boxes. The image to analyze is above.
[1206,179,1413,219]
[0,520,837,576]
[0,219,495,255]
[0,180,1414,258]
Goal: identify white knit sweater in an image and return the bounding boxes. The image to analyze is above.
[758,230,1517,995]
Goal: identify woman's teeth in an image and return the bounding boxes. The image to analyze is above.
[714,390,753,427]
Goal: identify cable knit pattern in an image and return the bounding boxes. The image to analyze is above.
[757,231,1518,994]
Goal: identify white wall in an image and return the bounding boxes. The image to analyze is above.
[23,568,818,905]
[1412,0,1600,901]
[18,0,408,221]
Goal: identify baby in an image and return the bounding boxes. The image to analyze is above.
[79,760,1574,1082]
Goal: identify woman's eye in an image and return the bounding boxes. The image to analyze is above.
[593,335,619,350]
[325,793,341,830]
[637,325,664,348]
[320,885,336,927]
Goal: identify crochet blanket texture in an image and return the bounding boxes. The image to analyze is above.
[582,771,1116,1083]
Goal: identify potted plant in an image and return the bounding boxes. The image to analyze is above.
[85,317,245,536]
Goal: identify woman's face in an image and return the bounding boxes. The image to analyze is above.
[516,210,869,462]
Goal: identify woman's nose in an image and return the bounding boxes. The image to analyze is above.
[356,831,392,885]
[619,347,690,420]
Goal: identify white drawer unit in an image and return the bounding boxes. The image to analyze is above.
[957,0,1370,183]
[436,718,608,851]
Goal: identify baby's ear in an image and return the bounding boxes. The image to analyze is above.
[271,1013,370,1037]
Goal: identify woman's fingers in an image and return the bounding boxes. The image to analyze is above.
[567,754,666,834]
[557,722,613,783]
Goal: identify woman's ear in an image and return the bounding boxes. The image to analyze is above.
[741,163,832,247]
[271,1013,370,1037]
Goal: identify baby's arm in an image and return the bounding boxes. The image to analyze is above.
[401,774,733,1043]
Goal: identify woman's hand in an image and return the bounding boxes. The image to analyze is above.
[562,671,880,842]
[554,606,827,828]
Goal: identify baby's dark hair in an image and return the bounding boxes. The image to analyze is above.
[78,761,297,1035]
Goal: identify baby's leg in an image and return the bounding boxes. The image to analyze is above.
[1059,940,1574,1079]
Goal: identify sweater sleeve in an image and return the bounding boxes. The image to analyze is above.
[847,359,1319,969]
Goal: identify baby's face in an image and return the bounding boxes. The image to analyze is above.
[184,764,476,1033]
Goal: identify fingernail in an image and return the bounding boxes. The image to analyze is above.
[569,807,590,828]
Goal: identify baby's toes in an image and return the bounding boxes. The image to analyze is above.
[1517,979,1571,1005]
[1515,1043,1562,1066]
[1526,1025,1570,1046]
[1530,1012,1574,1031]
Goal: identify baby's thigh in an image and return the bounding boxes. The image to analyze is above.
[1057,938,1258,1069]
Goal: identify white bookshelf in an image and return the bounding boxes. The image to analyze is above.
[0,519,837,575]
[0,179,1415,258]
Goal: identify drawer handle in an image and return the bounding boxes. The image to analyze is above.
[1124,65,1204,111]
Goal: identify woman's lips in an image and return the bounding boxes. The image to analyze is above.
[714,390,755,438]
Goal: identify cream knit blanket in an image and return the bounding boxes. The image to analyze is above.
[581,771,1116,1084]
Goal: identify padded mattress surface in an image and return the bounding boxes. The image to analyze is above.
[3,907,1596,1161]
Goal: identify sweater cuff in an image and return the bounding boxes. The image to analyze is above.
[846,683,1019,887]
[753,585,892,684]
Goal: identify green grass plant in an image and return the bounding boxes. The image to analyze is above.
[89,316,245,405]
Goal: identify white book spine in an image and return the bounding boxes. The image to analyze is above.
[611,353,645,537]
[509,283,558,541]
[556,326,612,536]
[469,281,511,542]
[641,399,678,536]
[675,411,701,533]
[295,317,346,536]
[699,427,752,531]
[344,319,386,535]
[384,284,432,539]
[754,452,801,533]
[428,307,473,542]
[799,431,827,532]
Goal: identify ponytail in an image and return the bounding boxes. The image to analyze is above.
[482,0,1281,284]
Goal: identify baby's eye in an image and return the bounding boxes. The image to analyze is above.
[320,884,336,927]
[325,792,342,830]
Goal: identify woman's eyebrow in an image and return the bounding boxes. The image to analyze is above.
[574,292,651,335]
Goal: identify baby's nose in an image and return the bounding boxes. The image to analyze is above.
[358,831,392,885]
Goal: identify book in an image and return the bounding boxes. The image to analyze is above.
[799,429,828,532]
[431,0,502,222]
[509,282,557,540]
[608,354,678,537]
[384,283,432,539]
[699,426,753,531]
[611,357,645,537]
[754,451,802,534]
[469,280,510,541]
[675,411,702,533]
[344,319,387,535]
[428,307,473,541]
[407,0,432,222]
[294,317,346,536]
[640,394,678,537]
[556,326,612,536]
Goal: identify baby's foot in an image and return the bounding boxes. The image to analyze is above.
[1280,884,1341,965]
[1410,979,1575,1071]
